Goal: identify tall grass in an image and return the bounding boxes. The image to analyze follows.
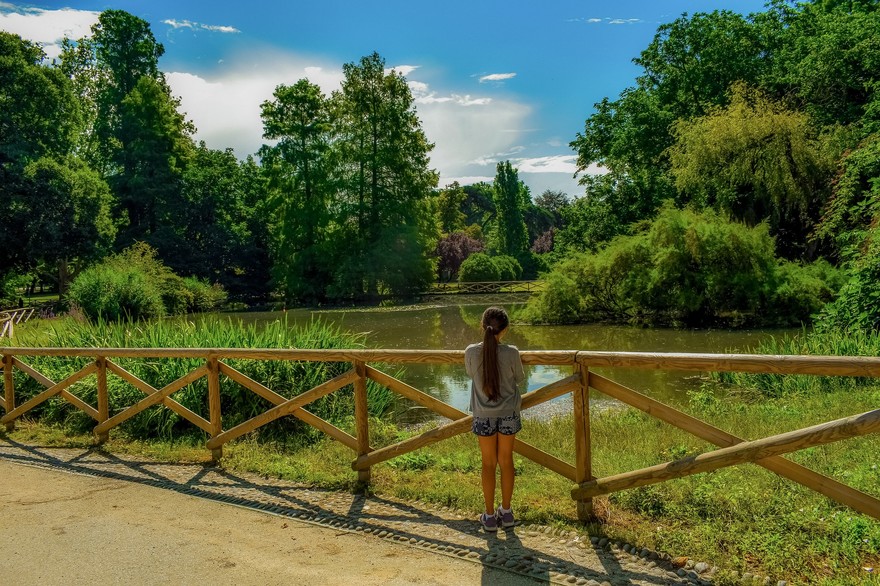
[717,327,880,397]
[3,316,396,441]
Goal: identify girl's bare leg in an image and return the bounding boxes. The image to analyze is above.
[497,433,516,509]
[478,434,499,514]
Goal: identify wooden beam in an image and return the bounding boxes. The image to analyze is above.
[578,352,880,377]
[353,415,473,470]
[218,361,361,452]
[206,368,359,450]
[1,363,97,424]
[3,355,14,430]
[96,357,109,442]
[572,408,880,503]
[94,365,209,435]
[105,360,212,434]
[354,361,371,482]
[207,357,223,461]
[12,357,54,388]
[573,365,593,519]
[588,372,880,518]
[366,366,461,420]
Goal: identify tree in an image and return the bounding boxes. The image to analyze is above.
[765,0,880,127]
[461,182,496,230]
[534,189,570,227]
[491,161,529,257]
[18,157,116,293]
[0,32,102,292]
[667,83,838,258]
[436,182,467,234]
[329,52,438,298]
[89,9,164,175]
[436,231,484,281]
[162,143,268,299]
[0,32,79,166]
[260,79,333,303]
[115,75,192,246]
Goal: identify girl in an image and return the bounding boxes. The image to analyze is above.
[465,306,525,531]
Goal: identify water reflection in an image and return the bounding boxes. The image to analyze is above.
[221,305,798,423]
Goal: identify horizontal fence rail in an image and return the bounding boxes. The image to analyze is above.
[1,347,879,522]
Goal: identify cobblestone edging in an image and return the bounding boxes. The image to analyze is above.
[0,440,786,586]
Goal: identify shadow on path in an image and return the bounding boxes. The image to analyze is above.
[0,438,687,586]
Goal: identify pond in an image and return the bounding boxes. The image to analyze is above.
[221,303,798,423]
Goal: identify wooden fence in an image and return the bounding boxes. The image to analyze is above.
[1,347,879,521]
[0,308,36,339]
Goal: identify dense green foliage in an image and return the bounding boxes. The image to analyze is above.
[3,317,394,441]
[545,0,880,330]
[524,206,841,326]
[67,243,226,320]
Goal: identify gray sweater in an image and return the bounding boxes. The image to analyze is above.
[465,342,525,417]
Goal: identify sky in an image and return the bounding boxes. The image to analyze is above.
[1,0,769,198]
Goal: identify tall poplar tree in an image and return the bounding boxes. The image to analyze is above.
[492,161,529,257]
[331,52,438,298]
[260,79,333,303]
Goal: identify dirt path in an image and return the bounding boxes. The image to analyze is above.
[0,440,697,585]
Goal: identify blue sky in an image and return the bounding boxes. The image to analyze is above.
[1,0,769,197]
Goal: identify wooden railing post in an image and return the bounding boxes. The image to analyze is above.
[3,354,14,432]
[96,357,109,443]
[353,360,371,484]
[207,357,223,462]
[573,363,593,520]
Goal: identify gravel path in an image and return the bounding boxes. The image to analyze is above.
[0,438,710,586]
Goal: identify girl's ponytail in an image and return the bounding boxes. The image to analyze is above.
[480,307,509,402]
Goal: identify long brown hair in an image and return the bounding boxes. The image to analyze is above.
[480,306,509,402]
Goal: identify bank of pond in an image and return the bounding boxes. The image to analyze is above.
[2,312,879,584]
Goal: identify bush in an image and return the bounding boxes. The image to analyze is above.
[458,252,500,282]
[68,243,226,321]
[524,204,841,326]
[492,255,522,281]
[768,260,843,324]
[68,264,165,321]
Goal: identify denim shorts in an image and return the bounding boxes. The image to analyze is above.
[472,412,522,437]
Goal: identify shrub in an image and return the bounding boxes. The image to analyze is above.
[68,243,226,321]
[492,255,522,281]
[436,231,484,281]
[458,252,500,282]
[68,264,165,321]
[524,204,841,326]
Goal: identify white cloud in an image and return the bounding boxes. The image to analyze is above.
[388,64,419,76]
[513,155,578,174]
[581,17,643,25]
[202,24,240,33]
[479,72,516,83]
[163,19,195,29]
[163,19,240,33]
[0,5,99,60]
